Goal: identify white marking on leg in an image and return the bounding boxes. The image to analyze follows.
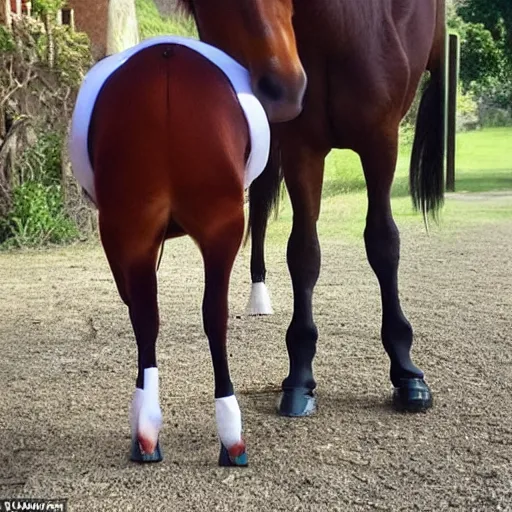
[246,282,273,316]
[130,367,162,453]
[215,395,242,449]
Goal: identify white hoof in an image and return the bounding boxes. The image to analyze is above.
[130,368,162,454]
[215,395,242,449]
[246,282,273,316]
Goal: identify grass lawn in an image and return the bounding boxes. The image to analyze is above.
[324,127,512,199]
[271,127,512,244]
[135,0,197,39]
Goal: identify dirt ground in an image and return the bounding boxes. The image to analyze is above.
[1,196,511,511]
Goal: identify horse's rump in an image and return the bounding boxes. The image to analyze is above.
[69,36,271,207]
[90,45,249,209]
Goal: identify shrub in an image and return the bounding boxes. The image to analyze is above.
[0,181,78,248]
[0,130,80,248]
[0,25,15,52]
[15,130,63,186]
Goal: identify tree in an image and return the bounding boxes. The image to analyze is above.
[449,0,512,111]
[457,0,512,66]
[32,0,67,68]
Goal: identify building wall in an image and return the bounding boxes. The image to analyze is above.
[67,0,109,60]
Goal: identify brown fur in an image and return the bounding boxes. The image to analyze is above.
[183,0,446,409]
[88,43,251,459]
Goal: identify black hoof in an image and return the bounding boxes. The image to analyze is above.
[278,387,317,417]
[218,443,248,467]
[130,438,163,463]
[393,378,433,413]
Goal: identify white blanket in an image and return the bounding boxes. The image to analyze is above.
[68,36,271,204]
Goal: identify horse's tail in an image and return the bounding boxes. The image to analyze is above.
[409,8,446,220]
[244,136,283,245]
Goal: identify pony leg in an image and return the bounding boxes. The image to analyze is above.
[246,151,281,316]
[360,130,432,413]
[100,218,164,462]
[278,144,328,417]
[200,213,248,466]
[247,204,273,315]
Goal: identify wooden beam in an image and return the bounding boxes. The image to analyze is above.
[446,33,460,193]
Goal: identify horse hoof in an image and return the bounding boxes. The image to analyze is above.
[392,378,433,412]
[218,442,248,467]
[278,387,317,417]
[130,438,164,463]
[246,282,273,316]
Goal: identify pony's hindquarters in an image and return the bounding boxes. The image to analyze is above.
[89,44,250,465]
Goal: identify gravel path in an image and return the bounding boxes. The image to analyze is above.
[1,198,511,511]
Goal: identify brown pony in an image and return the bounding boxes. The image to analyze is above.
[70,37,273,465]
[180,0,446,415]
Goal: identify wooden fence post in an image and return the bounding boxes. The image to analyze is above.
[446,33,460,193]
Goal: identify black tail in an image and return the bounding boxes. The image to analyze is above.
[244,136,283,246]
[409,67,446,220]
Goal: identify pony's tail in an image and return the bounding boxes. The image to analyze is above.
[409,45,446,221]
[244,136,283,246]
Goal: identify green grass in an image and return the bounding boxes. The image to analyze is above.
[451,128,512,192]
[135,0,197,39]
[266,189,512,247]
[269,127,512,244]
[323,127,512,198]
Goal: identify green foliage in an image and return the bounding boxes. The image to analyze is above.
[32,0,66,15]
[135,0,197,39]
[460,23,504,90]
[0,131,79,248]
[51,25,93,85]
[457,90,478,117]
[457,0,512,65]
[16,131,63,187]
[448,2,512,120]
[0,181,78,248]
[0,25,15,52]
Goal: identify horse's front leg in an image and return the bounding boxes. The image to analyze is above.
[278,143,328,417]
[359,128,433,412]
[200,211,248,466]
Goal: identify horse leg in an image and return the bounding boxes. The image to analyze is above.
[99,215,166,462]
[278,144,328,417]
[199,211,248,466]
[246,201,273,315]
[246,142,282,316]
[359,130,433,412]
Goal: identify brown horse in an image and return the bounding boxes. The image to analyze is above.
[69,36,272,465]
[180,0,446,415]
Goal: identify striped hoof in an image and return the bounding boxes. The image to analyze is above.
[218,441,248,467]
[130,438,163,463]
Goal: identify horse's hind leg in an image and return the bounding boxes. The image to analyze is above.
[247,202,273,316]
[99,213,166,462]
[246,154,280,316]
[196,209,247,466]
[359,127,433,413]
